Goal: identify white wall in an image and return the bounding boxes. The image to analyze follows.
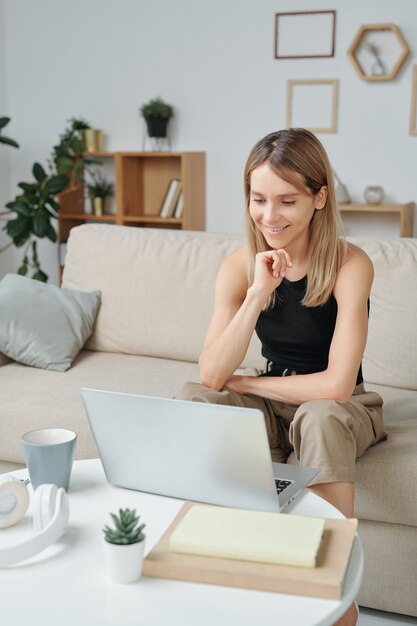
[0,0,14,278]
[2,0,417,284]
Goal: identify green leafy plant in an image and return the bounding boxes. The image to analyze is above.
[0,117,19,148]
[2,163,69,281]
[51,117,101,184]
[87,169,114,199]
[140,97,174,120]
[103,508,146,545]
[1,117,103,280]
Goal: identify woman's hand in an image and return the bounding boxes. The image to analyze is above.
[251,249,292,296]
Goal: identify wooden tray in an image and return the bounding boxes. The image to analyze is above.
[144,502,358,600]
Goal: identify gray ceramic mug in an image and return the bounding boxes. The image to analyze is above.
[21,428,77,491]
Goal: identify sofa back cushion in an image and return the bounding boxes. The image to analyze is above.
[62,225,265,369]
[349,237,417,390]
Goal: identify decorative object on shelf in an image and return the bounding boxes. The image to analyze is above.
[274,10,336,59]
[333,170,351,204]
[87,169,114,216]
[365,42,386,76]
[0,117,19,148]
[83,128,104,153]
[364,186,385,205]
[140,97,174,151]
[409,65,417,136]
[347,24,409,82]
[286,79,339,133]
[103,508,146,584]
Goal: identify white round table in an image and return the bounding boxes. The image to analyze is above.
[0,459,363,626]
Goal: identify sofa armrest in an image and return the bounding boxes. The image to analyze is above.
[0,352,12,367]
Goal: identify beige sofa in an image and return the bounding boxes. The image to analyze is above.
[1,224,416,617]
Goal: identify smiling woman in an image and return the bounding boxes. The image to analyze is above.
[175,128,387,626]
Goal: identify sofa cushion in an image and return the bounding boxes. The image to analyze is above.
[62,225,265,370]
[0,350,199,463]
[353,382,417,526]
[0,274,101,372]
[349,238,417,390]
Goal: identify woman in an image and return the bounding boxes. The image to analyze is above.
[176,129,387,626]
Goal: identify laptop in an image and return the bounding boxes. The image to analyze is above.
[81,388,318,513]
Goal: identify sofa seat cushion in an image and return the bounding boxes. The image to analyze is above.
[0,350,260,465]
[0,350,202,464]
[354,383,417,527]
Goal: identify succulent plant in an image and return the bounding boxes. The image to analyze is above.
[103,508,146,545]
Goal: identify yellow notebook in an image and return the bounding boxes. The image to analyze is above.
[169,504,325,568]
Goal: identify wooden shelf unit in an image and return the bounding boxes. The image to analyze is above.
[57,151,205,271]
[339,202,415,237]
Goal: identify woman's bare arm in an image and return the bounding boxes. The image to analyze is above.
[200,245,293,389]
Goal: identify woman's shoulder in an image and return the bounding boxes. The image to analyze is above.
[221,246,247,272]
[334,241,373,298]
[342,242,374,274]
[217,246,248,296]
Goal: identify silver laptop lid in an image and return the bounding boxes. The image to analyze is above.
[81,388,281,512]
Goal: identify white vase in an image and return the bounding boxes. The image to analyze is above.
[103,538,145,584]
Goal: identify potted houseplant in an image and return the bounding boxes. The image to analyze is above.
[52,117,102,186]
[103,508,146,584]
[1,117,102,280]
[140,97,174,138]
[87,170,114,216]
[2,163,69,281]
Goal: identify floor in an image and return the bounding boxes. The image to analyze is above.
[359,607,417,625]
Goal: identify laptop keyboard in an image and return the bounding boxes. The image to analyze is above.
[275,478,293,494]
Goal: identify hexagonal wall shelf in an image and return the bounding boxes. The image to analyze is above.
[347,23,409,81]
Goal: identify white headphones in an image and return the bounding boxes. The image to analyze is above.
[0,476,69,567]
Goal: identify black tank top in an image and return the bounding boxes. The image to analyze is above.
[255,275,364,385]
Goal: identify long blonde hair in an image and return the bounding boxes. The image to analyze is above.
[244,128,346,308]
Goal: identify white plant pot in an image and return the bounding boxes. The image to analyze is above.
[103,538,145,584]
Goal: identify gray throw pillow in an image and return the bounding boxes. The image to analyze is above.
[0,274,101,372]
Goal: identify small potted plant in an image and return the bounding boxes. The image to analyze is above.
[103,508,146,584]
[87,170,114,216]
[140,97,174,138]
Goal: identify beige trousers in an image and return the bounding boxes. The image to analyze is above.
[174,381,387,486]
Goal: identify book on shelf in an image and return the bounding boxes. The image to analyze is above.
[160,179,181,218]
[173,191,183,219]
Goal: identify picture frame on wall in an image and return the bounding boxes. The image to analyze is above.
[410,65,417,136]
[274,10,336,59]
[286,79,339,133]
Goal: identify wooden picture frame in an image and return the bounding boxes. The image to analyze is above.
[286,79,339,133]
[274,10,336,59]
[410,65,417,136]
[347,23,409,82]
